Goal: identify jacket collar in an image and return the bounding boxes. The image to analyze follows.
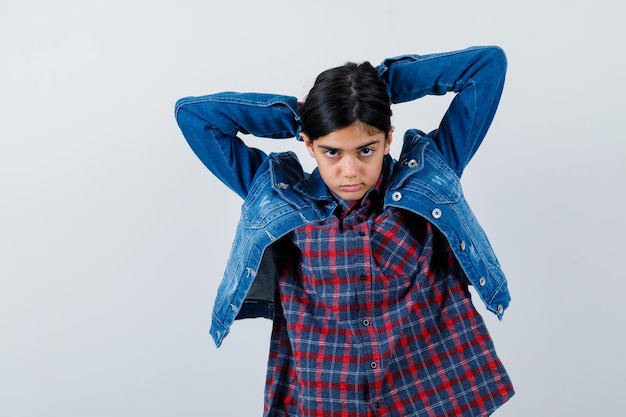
[268,152,336,220]
[293,168,334,203]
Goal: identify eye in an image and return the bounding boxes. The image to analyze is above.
[323,149,339,158]
[360,148,374,156]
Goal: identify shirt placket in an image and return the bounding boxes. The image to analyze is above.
[346,208,387,415]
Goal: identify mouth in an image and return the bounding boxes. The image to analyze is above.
[339,184,363,193]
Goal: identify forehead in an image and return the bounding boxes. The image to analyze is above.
[314,123,386,150]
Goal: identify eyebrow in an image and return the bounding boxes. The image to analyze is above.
[317,140,380,152]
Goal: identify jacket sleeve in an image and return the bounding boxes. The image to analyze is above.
[174,92,302,199]
[377,46,507,176]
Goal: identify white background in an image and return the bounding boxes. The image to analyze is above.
[1,1,624,416]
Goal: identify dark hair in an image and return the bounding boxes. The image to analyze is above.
[300,61,392,140]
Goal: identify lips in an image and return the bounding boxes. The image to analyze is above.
[340,184,363,193]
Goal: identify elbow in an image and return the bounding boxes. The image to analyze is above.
[174,96,195,126]
[174,96,213,136]
[485,45,508,76]
[174,102,191,136]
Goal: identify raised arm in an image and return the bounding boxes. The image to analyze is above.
[174,92,301,199]
[377,46,507,176]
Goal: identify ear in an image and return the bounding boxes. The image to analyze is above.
[301,132,316,157]
[384,126,394,155]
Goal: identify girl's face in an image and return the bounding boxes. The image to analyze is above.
[303,122,393,201]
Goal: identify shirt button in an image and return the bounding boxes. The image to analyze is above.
[360,274,367,281]
[431,208,442,219]
[392,191,402,201]
[362,319,370,326]
[460,241,466,251]
[358,231,366,237]
[407,159,418,168]
[370,361,377,369]
[478,276,486,286]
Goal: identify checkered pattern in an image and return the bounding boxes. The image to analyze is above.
[264,182,513,416]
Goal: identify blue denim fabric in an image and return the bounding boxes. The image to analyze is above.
[175,46,509,348]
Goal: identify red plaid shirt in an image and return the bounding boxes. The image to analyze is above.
[264,177,513,416]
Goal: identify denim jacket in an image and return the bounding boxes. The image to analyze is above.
[175,46,509,347]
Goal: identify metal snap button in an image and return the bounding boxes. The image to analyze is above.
[460,241,466,251]
[278,182,289,189]
[407,159,418,168]
[392,191,402,201]
[479,276,486,286]
[431,208,442,219]
[497,304,504,315]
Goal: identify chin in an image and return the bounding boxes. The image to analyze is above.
[337,191,366,201]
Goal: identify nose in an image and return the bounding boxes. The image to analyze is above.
[341,156,358,178]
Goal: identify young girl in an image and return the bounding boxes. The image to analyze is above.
[175,46,514,416]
